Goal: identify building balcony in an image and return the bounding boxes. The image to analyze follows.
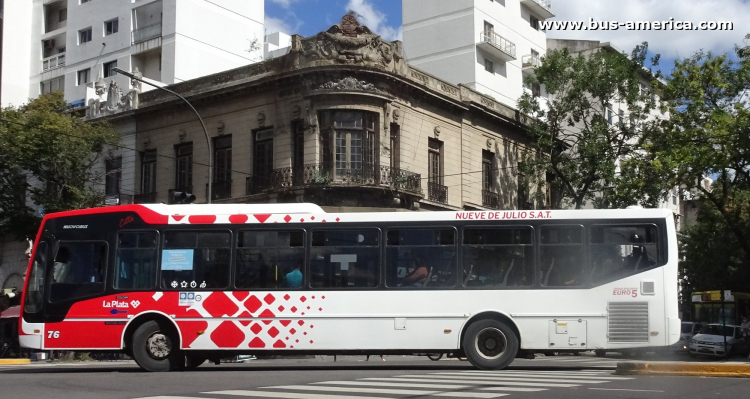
[522,54,541,74]
[134,192,157,204]
[246,164,423,196]
[521,0,555,19]
[428,182,449,204]
[477,31,516,62]
[132,22,162,45]
[42,53,65,72]
[482,190,500,209]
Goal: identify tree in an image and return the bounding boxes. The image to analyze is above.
[0,92,120,239]
[628,35,750,269]
[517,43,663,209]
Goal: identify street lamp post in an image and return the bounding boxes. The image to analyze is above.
[112,67,213,203]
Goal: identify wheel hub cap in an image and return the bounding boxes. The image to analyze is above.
[146,333,171,359]
[475,327,507,360]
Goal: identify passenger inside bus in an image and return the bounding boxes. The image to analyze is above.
[401,258,430,287]
[283,262,303,288]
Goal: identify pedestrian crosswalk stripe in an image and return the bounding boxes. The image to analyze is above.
[312,381,546,393]
[205,390,388,399]
[454,371,633,380]
[311,381,471,389]
[261,385,507,398]
[402,373,607,384]
[459,370,611,376]
[362,377,580,388]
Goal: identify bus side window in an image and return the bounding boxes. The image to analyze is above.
[462,228,533,288]
[539,226,585,287]
[309,229,379,289]
[385,228,456,289]
[115,232,158,290]
[589,225,659,285]
[235,230,305,290]
[161,231,231,290]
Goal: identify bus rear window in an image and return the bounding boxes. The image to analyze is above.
[589,225,659,285]
[161,231,231,290]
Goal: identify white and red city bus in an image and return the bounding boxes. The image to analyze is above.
[19,203,679,371]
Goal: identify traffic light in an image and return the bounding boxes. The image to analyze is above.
[172,191,196,204]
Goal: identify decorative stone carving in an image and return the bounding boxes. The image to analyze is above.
[296,13,406,74]
[486,139,494,149]
[291,104,301,118]
[393,109,401,122]
[257,112,266,127]
[434,126,441,137]
[217,121,225,134]
[86,68,141,118]
[179,129,187,142]
[318,76,387,95]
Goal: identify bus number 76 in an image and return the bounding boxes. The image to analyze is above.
[47,331,60,339]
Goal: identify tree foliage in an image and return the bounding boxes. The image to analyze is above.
[626,35,750,273]
[517,43,663,209]
[0,92,120,239]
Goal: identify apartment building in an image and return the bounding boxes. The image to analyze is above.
[0,0,264,107]
[402,0,553,108]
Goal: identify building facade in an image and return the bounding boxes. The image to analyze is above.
[402,0,553,108]
[98,15,535,215]
[0,0,264,107]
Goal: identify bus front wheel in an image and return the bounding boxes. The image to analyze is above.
[132,320,181,372]
[463,319,518,370]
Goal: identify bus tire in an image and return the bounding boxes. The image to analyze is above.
[132,320,181,372]
[462,319,518,370]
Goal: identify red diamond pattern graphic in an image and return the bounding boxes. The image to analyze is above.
[264,293,276,305]
[278,305,285,312]
[310,340,314,344]
[298,320,305,326]
[284,294,291,301]
[312,296,315,299]
[296,339,299,343]
[245,295,262,313]
[289,328,296,335]
[203,293,239,318]
[237,311,252,326]
[284,215,292,223]
[300,218,305,222]
[336,218,340,222]
[280,320,291,327]
[249,337,265,348]
[319,308,322,311]
[273,339,287,348]
[322,296,325,299]
[259,309,275,325]
[311,216,315,220]
[250,323,263,335]
[268,326,280,338]
[300,296,307,302]
[232,292,249,302]
[211,321,245,348]
[310,325,314,329]
[304,332,307,335]
[290,306,297,313]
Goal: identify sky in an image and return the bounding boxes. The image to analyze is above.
[265,0,750,75]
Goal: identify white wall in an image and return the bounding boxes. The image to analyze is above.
[1,0,34,107]
[402,0,550,109]
[171,0,264,82]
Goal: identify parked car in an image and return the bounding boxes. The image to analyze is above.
[671,321,702,352]
[689,324,747,358]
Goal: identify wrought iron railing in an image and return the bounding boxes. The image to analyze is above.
[134,192,157,204]
[132,22,162,44]
[479,30,516,59]
[245,164,422,196]
[428,182,448,204]
[482,190,500,209]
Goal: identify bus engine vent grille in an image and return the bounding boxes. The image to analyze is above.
[608,302,649,343]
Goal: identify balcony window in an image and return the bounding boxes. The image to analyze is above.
[103,60,117,78]
[253,129,274,191]
[79,28,92,44]
[141,150,157,196]
[40,77,64,95]
[319,111,378,182]
[428,138,448,203]
[77,69,90,86]
[175,143,193,192]
[530,15,540,31]
[213,135,232,200]
[105,19,119,36]
[105,156,122,196]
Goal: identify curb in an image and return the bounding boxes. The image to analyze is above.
[0,359,31,365]
[616,361,750,378]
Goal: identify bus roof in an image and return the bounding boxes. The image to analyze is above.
[42,204,676,226]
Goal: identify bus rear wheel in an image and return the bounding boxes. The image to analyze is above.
[132,320,181,372]
[463,319,518,370]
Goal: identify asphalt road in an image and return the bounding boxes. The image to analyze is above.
[1,354,749,399]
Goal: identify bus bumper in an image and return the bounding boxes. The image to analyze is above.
[19,334,42,349]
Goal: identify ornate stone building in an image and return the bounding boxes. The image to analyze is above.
[97,15,536,212]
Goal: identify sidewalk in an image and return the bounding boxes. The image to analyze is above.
[616,360,750,377]
[0,359,30,365]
